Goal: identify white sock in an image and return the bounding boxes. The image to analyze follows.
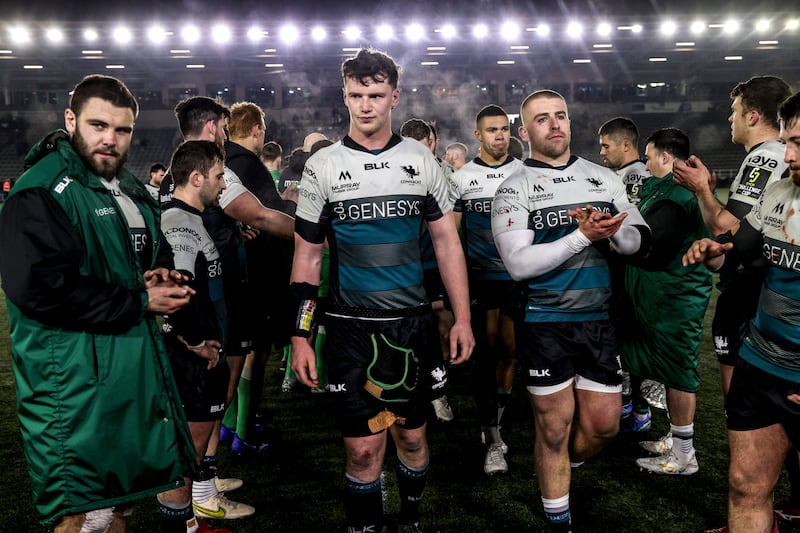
[670,423,694,461]
[192,478,218,504]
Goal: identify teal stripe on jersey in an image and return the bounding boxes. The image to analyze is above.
[740,340,800,382]
[525,307,608,323]
[758,284,800,327]
[334,216,421,245]
[529,264,611,292]
[751,309,800,352]
[763,258,800,302]
[339,262,425,293]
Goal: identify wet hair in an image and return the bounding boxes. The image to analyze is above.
[778,90,800,129]
[174,96,230,138]
[731,76,792,130]
[519,89,566,118]
[400,118,432,141]
[170,140,224,188]
[261,141,282,162]
[598,117,639,144]
[149,162,167,174]
[69,75,138,118]
[227,101,265,139]
[341,48,400,88]
[476,104,508,128]
[645,128,690,161]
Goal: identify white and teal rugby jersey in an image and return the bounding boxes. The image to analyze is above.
[740,178,800,382]
[161,200,227,345]
[450,156,525,280]
[727,140,788,220]
[617,159,648,205]
[491,155,634,323]
[296,134,452,314]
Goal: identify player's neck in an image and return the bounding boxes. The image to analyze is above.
[172,189,205,213]
[743,127,780,153]
[479,153,508,167]
[531,149,571,167]
[349,128,392,151]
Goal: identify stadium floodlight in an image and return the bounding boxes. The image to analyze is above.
[439,24,456,39]
[343,25,361,41]
[83,28,98,41]
[536,24,551,37]
[280,24,299,44]
[112,26,132,44]
[45,28,64,44]
[212,24,231,44]
[596,22,612,36]
[631,24,643,33]
[660,21,677,36]
[406,23,424,42]
[9,26,30,44]
[376,24,393,41]
[501,21,520,40]
[690,21,706,34]
[147,25,167,44]
[755,19,770,32]
[786,19,799,30]
[182,25,200,43]
[247,26,264,42]
[723,19,740,34]
[566,21,583,38]
[473,24,488,39]
[311,26,327,42]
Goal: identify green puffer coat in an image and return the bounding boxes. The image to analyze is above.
[621,174,713,393]
[2,131,196,524]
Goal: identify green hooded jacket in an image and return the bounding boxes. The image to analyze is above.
[0,131,196,524]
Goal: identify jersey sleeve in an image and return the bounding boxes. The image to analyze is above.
[218,167,249,210]
[491,172,531,238]
[425,151,453,219]
[294,152,329,243]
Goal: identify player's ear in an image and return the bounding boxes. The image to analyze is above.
[64,108,77,135]
[518,125,529,143]
[391,88,400,110]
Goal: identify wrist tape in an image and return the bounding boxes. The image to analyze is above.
[290,282,319,338]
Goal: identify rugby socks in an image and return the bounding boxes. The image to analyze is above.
[235,362,253,441]
[221,394,237,432]
[542,494,571,532]
[192,461,218,504]
[344,473,383,533]
[497,387,511,426]
[396,458,429,527]
[670,423,695,462]
[157,497,195,533]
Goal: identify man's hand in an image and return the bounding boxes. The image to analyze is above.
[674,156,716,193]
[144,267,190,287]
[241,225,260,242]
[568,205,626,242]
[290,336,319,388]
[682,237,733,269]
[144,268,194,314]
[188,339,222,370]
[447,319,475,365]
[146,285,192,314]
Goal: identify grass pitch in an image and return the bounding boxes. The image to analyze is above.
[0,287,795,532]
